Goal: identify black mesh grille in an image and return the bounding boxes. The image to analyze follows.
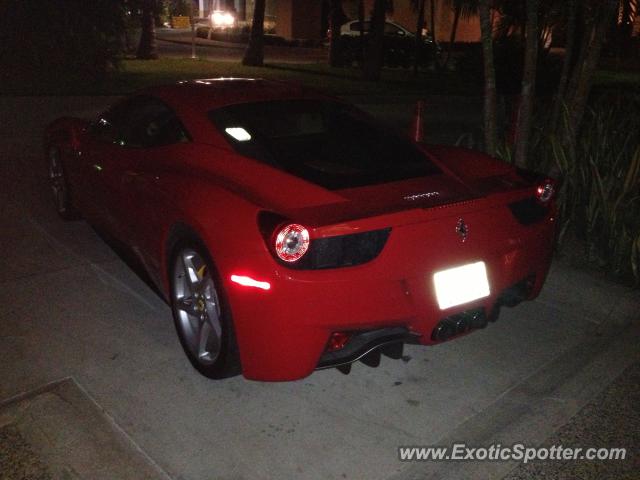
[508,197,549,225]
[297,228,391,270]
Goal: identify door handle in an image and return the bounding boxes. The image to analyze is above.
[123,170,142,184]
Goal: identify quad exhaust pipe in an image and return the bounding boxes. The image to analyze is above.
[431,309,487,342]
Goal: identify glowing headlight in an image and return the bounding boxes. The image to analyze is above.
[211,10,235,27]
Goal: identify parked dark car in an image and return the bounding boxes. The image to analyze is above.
[334,20,439,68]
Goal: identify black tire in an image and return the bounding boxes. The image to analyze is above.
[47,146,78,220]
[168,236,241,379]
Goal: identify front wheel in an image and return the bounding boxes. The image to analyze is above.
[48,147,77,220]
[169,240,241,379]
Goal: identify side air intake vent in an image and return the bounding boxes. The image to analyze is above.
[508,197,549,225]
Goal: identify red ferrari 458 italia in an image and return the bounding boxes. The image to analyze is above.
[45,79,558,381]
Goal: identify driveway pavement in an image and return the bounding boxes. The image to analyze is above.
[0,96,638,479]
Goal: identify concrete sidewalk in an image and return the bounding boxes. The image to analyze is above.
[0,379,169,480]
[0,96,638,480]
[504,360,639,480]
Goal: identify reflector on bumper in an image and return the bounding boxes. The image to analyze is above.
[433,261,490,310]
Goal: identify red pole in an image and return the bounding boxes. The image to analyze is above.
[412,100,426,142]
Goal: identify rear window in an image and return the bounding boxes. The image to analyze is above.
[209,100,440,190]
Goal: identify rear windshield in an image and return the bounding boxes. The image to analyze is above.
[209,99,440,190]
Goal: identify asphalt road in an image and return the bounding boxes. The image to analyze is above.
[0,96,638,480]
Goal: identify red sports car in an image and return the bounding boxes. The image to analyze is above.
[45,79,558,381]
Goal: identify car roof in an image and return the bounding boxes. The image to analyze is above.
[143,78,332,114]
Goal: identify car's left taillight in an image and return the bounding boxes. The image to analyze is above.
[274,223,310,262]
[258,211,390,269]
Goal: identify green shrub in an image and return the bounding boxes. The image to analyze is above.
[524,94,640,283]
[456,39,562,94]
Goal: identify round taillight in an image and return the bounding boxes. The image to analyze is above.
[536,180,555,204]
[274,224,310,262]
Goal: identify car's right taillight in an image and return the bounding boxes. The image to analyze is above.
[535,178,556,205]
[274,223,310,263]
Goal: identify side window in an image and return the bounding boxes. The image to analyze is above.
[91,101,129,144]
[118,97,189,148]
[91,96,189,148]
[90,116,117,143]
[384,23,402,35]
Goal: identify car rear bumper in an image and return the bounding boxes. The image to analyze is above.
[222,207,557,381]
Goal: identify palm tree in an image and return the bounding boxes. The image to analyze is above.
[412,0,427,75]
[329,0,344,67]
[363,0,387,80]
[137,0,158,59]
[514,0,540,167]
[618,0,638,38]
[242,0,266,66]
[237,0,247,21]
[358,0,366,58]
[429,0,437,47]
[442,0,479,68]
[478,0,497,156]
[551,0,577,127]
[562,0,619,150]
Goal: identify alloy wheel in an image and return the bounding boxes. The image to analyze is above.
[48,148,68,214]
[172,248,223,365]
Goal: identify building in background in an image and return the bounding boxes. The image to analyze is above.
[195,0,482,42]
[346,0,481,43]
[197,0,323,38]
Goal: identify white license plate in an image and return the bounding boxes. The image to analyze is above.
[433,261,491,310]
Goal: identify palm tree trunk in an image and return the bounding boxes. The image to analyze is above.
[552,0,577,127]
[413,0,426,75]
[564,9,591,106]
[618,0,634,55]
[358,0,365,59]
[442,2,461,68]
[242,0,266,66]
[329,0,343,67]
[563,0,618,151]
[479,0,496,156]
[514,0,540,167]
[137,0,158,59]
[430,0,436,44]
[238,0,246,21]
[363,0,387,81]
